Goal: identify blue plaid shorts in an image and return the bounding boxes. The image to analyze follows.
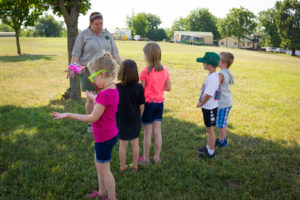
[216,106,232,128]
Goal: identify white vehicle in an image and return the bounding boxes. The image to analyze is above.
[266,47,277,52]
[276,48,286,53]
[134,35,141,41]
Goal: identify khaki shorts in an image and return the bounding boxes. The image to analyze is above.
[80,67,96,92]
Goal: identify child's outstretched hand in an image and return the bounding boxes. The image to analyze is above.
[53,112,69,120]
[86,90,97,102]
[196,102,202,108]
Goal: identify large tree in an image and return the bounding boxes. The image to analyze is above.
[132,13,149,38]
[166,17,186,41]
[275,0,300,56]
[258,8,282,47]
[0,0,44,55]
[218,7,257,48]
[45,0,91,100]
[127,12,166,41]
[186,8,220,39]
[34,14,64,37]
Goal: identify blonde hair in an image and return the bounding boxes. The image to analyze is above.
[143,41,163,74]
[87,53,116,78]
[220,52,234,67]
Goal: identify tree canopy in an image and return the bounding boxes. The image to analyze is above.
[275,0,300,56]
[258,8,282,47]
[0,0,44,54]
[217,7,257,47]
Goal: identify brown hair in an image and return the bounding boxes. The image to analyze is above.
[143,41,163,74]
[87,53,116,78]
[118,59,139,85]
[89,12,103,28]
[220,52,234,67]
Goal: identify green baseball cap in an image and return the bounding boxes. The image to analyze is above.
[196,52,220,67]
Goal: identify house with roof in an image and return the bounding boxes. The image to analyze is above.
[174,31,214,45]
[218,34,261,49]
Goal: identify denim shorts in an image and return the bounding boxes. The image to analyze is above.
[142,102,164,125]
[216,106,232,128]
[94,134,118,163]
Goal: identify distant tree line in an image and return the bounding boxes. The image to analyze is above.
[0,0,299,56]
[0,15,66,37]
[127,0,299,55]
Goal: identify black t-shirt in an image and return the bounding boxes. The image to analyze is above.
[116,83,145,140]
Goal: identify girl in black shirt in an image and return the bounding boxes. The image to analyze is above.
[116,59,145,172]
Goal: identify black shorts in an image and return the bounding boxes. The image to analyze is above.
[202,107,218,127]
[142,102,164,125]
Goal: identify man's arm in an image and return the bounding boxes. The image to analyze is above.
[67,56,80,79]
[113,54,122,65]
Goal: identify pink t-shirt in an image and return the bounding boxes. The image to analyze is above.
[139,66,170,103]
[92,88,119,142]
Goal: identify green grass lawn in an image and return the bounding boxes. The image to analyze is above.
[0,37,300,200]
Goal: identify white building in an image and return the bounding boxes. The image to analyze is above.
[0,32,15,37]
[112,29,132,40]
[174,31,214,45]
[219,35,261,49]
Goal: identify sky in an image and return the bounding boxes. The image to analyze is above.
[55,0,279,31]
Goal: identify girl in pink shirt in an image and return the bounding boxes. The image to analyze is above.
[53,54,119,200]
[138,42,171,165]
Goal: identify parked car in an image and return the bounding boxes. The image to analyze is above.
[276,48,286,53]
[266,47,277,52]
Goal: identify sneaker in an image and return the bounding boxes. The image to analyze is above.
[215,138,227,148]
[87,124,93,133]
[85,191,107,199]
[198,147,215,158]
[138,155,149,166]
[197,146,207,153]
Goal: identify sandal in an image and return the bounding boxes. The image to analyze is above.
[119,163,127,172]
[138,155,149,165]
[128,163,138,171]
[85,191,100,199]
[152,155,162,164]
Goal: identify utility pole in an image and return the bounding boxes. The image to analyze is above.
[131,7,134,39]
[226,25,228,48]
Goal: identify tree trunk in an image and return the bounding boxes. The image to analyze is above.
[56,0,81,100]
[66,21,81,100]
[292,48,296,56]
[15,30,21,55]
[238,37,240,48]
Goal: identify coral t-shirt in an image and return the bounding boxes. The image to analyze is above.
[139,66,170,103]
[92,88,119,142]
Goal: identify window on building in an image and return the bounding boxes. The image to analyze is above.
[234,42,237,45]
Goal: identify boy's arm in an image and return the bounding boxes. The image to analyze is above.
[53,103,105,123]
[219,73,224,84]
[197,94,212,108]
[139,104,145,117]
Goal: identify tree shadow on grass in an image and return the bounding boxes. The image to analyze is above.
[0,54,55,62]
[0,101,299,200]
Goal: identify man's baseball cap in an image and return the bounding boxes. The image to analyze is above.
[196,52,220,67]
